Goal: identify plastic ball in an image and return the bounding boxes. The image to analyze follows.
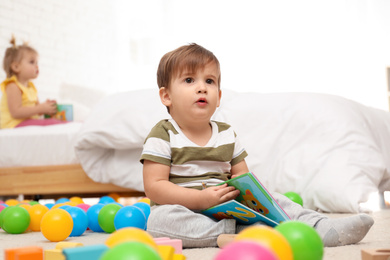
[59,205,71,210]
[40,208,73,242]
[99,196,116,205]
[56,198,70,204]
[275,221,324,260]
[45,203,55,209]
[105,227,158,250]
[100,241,161,260]
[138,197,151,205]
[17,204,32,211]
[87,203,105,232]
[64,206,88,237]
[108,193,121,202]
[98,204,122,233]
[215,240,278,260]
[5,199,19,206]
[235,226,293,260]
[70,196,84,204]
[133,202,151,220]
[284,191,303,206]
[2,206,30,234]
[114,206,146,230]
[0,206,11,229]
[27,204,49,231]
[0,204,7,213]
[28,201,40,206]
[76,203,91,213]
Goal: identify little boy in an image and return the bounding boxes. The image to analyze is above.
[140,43,374,248]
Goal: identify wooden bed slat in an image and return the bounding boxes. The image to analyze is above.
[0,164,144,198]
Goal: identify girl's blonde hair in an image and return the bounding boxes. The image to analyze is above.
[3,35,38,78]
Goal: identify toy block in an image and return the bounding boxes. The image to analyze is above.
[173,254,186,260]
[62,244,108,260]
[361,249,390,260]
[5,246,43,260]
[154,237,183,254]
[44,249,65,260]
[55,242,83,249]
[157,245,175,260]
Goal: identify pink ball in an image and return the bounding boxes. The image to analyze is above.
[214,240,278,260]
[76,203,91,213]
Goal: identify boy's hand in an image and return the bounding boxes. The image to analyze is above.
[200,184,240,209]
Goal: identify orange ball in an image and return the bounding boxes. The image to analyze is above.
[108,193,121,202]
[235,226,293,260]
[5,199,19,206]
[41,209,73,242]
[70,197,84,204]
[105,227,157,250]
[28,204,49,231]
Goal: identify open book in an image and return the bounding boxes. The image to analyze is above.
[202,172,290,227]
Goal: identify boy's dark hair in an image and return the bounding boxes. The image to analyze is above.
[157,43,221,90]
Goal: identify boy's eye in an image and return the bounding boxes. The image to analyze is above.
[206,79,214,84]
[185,78,193,83]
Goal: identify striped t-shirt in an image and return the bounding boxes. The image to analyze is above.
[140,119,248,189]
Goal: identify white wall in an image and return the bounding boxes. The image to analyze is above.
[1,0,390,110]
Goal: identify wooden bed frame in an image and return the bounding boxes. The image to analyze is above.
[0,164,145,200]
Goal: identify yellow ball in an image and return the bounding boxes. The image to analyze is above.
[70,197,84,204]
[235,226,293,260]
[105,227,157,250]
[5,199,19,206]
[40,209,73,242]
[28,204,49,231]
[138,197,151,205]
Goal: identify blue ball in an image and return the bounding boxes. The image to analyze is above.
[133,202,151,220]
[99,196,116,205]
[65,206,88,237]
[114,206,146,230]
[87,203,105,232]
[59,205,71,210]
[45,203,54,209]
[56,198,70,204]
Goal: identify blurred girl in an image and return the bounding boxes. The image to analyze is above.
[1,36,64,128]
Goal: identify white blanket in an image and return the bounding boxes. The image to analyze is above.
[75,89,390,213]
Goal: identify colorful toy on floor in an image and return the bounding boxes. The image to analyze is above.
[5,246,43,260]
[100,241,161,260]
[105,227,158,250]
[5,199,19,206]
[76,203,90,213]
[98,203,122,233]
[64,206,88,236]
[235,225,293,260]
[99,195,116,205]
[154,237,183,254]
[86,203,104,232]
[275,220,324,260]
[114,205,147,230]
[28,204,49,231]
[361,248,390,260]
[133,201,151,220]
[214,240,278,260]
[44,242,84,260]
[41,208,73,242]
[63,244,108,260]
[1,206,30,234]
[283,191,304,206]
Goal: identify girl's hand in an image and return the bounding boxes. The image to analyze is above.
[38,101,57,115]
[199,184,240,209]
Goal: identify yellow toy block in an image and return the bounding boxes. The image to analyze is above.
[158,245,175,260]
[55,242,84,249]
[173,254,186,260]
[45,249,65,260]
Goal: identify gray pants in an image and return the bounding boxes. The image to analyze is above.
[147,192,327,248]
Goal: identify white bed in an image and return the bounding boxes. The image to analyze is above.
[0,84,145,198]
[75,88,390,213]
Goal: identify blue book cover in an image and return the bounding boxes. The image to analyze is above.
[202,172,290,227]
[44,104,73,121]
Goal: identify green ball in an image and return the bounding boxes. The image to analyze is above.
[275,221,324,260]
[284,191,303,206]
[2,206,30,234]
[98,204,122,233]
[0,206,11,229]
[100,241,161,260]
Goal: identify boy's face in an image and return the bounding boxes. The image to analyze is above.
[160,61,221,125]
